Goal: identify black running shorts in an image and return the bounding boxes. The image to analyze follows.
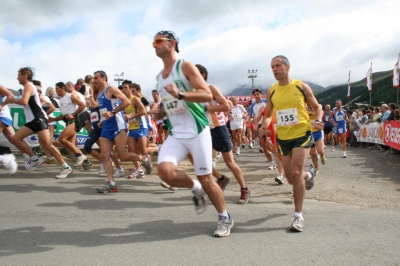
[277,131,314,156]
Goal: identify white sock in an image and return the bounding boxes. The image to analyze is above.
[306,172,312,181]
[212,159,216,168]
[62,163,69,168]
[218,210,228,218]
[294,212,303,219]
[110,181,116,186]
[191,179,202,193]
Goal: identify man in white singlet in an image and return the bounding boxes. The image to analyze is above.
[152,30,233,237]
[5,67,72,178]
[49,82,88,167]
[229,97,247,155]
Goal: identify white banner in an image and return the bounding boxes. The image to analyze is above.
[355,122,384,144]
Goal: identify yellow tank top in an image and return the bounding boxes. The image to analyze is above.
[270,79,311,140]
[124,95,139,130]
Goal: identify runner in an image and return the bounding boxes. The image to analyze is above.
[152,30,233,237]
[322,104,334,151]
[248,88,266,149]
[308,104,326,171]
[328,100,347,158]
[121,80,157,179]
[49,82,87,167]
[150,89,165,144]
[261,56,322,232]
[0,85,18,174]
[229,97,247,155]
[5,67,73,178]
[196,64,250,204]
[92,70,150,193]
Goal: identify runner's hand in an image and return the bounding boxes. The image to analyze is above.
[164,83,179,98]
[312,121,324,130]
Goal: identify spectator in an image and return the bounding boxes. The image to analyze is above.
[346,110,359,148]
[394,109,400,121]
[45,86,59,108]
[366,110,373,123]
[380,104,391,122]
[359,109,368,125]
[372,107,382,122]
[387,103,397,121]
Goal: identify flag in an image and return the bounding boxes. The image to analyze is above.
[347,71,351,98]
[393,60,399,89]
[366,68,372,92]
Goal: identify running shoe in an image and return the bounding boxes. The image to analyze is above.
[214,214,234,237]
[98,164,106,175]
[238,188,251,204]
[341,152,347,158]
[331,147,335,152]
[127,169,145,179]
[97,181,118,193]
[305,164,316,190]
[259,147,264,153]
[141,156,153,174]
[44,157,56,164]
[193,189,207,214]
[26,157,44,172]
[55,166,73,179]
[249,142,254,149]
[113,167,125,178]
[275,175,284,185]
[320,154,326,165]
[161,182,177,191]
[290,216,304,232]
[74,154,87,167]
[216,152,222,160]
[216,175,230,191]
[235,148,240,156]
[267,161,277,170]
[23,154,30,170]
[4,154,18,175]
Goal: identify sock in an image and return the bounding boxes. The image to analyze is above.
[212,159,216,168]
[218,210,228,218]
[306,172,312,181]
[241,187,248,190]
[294,212,303,219]
[62,163,69,168]
[110,181,116,186]
[191,179,202,193]
[217,175,225,181]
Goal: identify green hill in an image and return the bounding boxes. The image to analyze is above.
[316,70,397,108]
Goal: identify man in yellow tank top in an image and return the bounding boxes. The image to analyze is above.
[261,55,324,232]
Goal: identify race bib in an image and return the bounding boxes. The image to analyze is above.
[162,96,185,116]
[325,115,330,122]
[277,108,299,127]
[336,115,344,121]
[128,116,137,123]
[91,112,99,123]
[99,108,107,122]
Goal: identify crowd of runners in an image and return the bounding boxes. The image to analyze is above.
[0,30,358,237]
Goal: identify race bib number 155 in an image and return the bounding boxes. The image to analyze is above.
[277,108,299,127]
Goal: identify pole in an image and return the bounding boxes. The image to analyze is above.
[370,62,372,106]
[397,53,400,106]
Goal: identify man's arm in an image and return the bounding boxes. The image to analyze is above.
[164,61,212,103]
[302,83,323,130]
[102,86,130,120]
[70,93,86,116]
[261,90,273,129]
[206,85,230,113]
[130,97,146,118]
[9,84,34,106]
[40,96,55,115]
[0,85,15,108]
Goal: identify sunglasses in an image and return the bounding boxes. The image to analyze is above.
[153,38,171,46]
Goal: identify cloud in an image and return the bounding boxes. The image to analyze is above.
[0,0,399,96]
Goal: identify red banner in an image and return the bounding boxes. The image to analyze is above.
[224,95,266,106]
[384,121,400,150]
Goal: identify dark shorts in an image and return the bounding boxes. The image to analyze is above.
[323,127,333,134]
[162,119,168,131]
[75,111,90,132]
[25,118,48,133]
[277,131,314,156]
[211,125,232,153]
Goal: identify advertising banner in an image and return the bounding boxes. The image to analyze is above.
[355,122,384,144]
[384,121,400,150]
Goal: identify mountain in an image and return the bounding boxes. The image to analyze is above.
[226,82,326,96]
[316,70,394,107]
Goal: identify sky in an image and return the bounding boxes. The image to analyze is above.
[1,0,399,95]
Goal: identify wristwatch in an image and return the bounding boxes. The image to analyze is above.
[111,110,116,116]
[178,91,185,100]
[315,119,322,123]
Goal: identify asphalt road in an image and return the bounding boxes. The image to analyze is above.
[0,146,399,266]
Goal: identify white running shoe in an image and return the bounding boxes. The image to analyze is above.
[235,148,240,156]
[26,157,44,172]
[4,154,18,175]
[268,161,277,170]
[249,142,254,149]
[74,154,87,167]
[216,152,222,160]
[23,154,30,170]
[113,167,125,178]
[99,163,105,175]
[275,175,284,185]
[55,166,73,179]
[341,152,347,158]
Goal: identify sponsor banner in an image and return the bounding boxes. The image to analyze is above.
[224,95,266,106]
[355,122,384,144]
[0,105,90,149]
[384,121,400,150]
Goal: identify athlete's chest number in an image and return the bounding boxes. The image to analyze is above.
[162,96,185,116]
[277,108,299,127]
